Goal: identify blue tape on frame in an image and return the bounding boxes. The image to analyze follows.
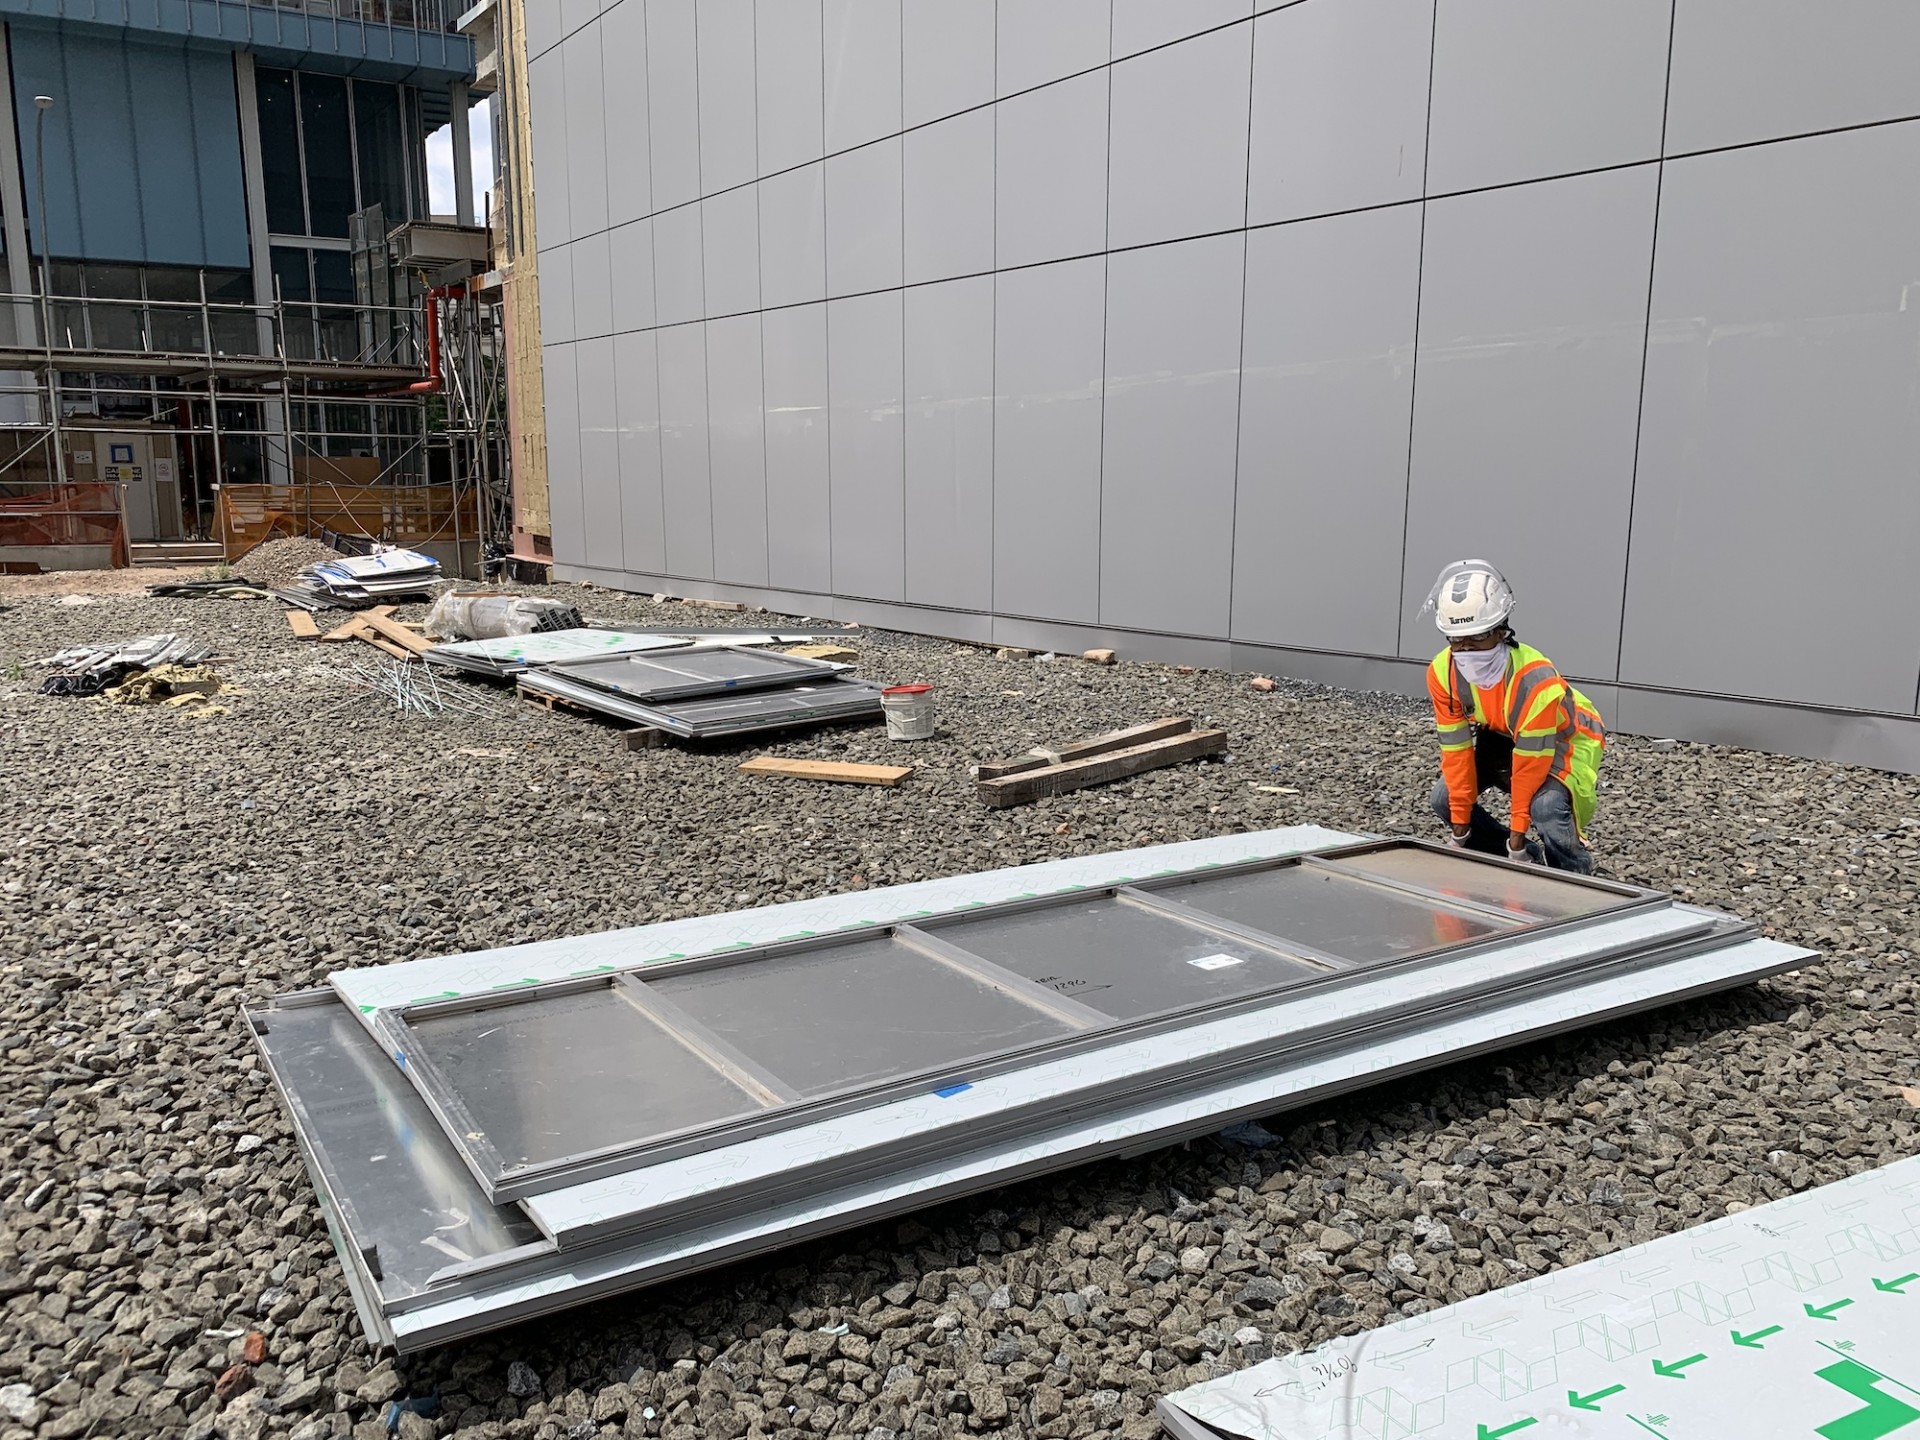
[932,1082,971,1098]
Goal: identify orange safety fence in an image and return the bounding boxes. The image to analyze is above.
[217,482,477,559]
[0,484,130,567]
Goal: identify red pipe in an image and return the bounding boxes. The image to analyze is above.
[368,281,466,397]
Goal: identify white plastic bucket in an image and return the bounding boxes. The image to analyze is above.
[881,684,936,741]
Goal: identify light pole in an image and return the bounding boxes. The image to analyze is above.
[32,94,65,486]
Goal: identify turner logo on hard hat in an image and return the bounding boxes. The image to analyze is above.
[1422,559,1515,637]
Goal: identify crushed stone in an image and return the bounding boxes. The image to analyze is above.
[0,581,1914,1439]
[235,538,344,590]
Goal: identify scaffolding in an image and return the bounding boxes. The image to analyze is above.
[0,218,510,574]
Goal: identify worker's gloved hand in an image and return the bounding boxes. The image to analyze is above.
[1447,827,1470,850]
[1505,836,1534,864]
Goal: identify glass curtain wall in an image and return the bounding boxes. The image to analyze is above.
[256,67,422,364]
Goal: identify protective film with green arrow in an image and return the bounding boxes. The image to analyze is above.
[1160,1153,1920,1440]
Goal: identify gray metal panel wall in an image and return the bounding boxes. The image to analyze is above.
[827,291,906,602]
[1424,0,1671,194]
[657,322,713,580]
[543,344,584,565]
[1620,121,1920,715]
[1664,0,1920,156]
[1099,234,1244,638]
[529,1,1920,771]
[575,336,623,571]
[992,258,1105,624]
[905,277,995,613]
[1400,166,1659,681]
[1231,205,1421,659]
[706,313,770,585]
[761,304,833,593]
[613,330,665,575]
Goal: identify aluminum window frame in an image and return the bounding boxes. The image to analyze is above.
[375,841,1665,1202]
[537,643,851,702]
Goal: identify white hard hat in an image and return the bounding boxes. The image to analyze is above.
[1423,559,1514,638]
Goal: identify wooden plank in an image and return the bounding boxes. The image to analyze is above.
[285,610,320,640]
[361,611,436,656]
[318,605,396,643]
[622,726,672,751]
[361,633,415,662]
[738,756,913,787]
[977,728,1227,809]
[976,717,1194,781]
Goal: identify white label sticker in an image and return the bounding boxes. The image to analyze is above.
[1187,953,1244,971]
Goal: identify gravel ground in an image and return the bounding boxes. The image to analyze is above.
[0,579,1915,1440]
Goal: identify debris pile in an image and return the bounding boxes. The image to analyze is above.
[233,536,344,589]
[144,576,273,600]
[277,547,442,609]
[36,633,212,696]
[100,664,232,709]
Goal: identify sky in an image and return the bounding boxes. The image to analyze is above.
[425,96,495,222]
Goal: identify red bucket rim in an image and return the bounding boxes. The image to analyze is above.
[882,684,934,696]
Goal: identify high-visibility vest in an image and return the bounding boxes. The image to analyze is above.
[1427,640,1606,832]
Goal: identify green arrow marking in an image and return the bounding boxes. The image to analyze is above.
[1569,1384,1626,1412]
[1815,1356,1920,1440]
[1478,1421,1537,1440]
[1732,1325,1784,1348]
[1873,1274,1919,1295]
[1808,1299,1857,1321]
[1652,1354,1707,1379]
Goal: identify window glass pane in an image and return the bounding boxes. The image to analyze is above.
[646,936,1075,1096]
[299,74,356,239]
[143,265,204,354]
[83,263,142,351]
[353,81,410,224]
[324,402,373,453]
[1153,866,1514,963]
[313,250,356,360]
[272,247,314,360]
[548,649,840,702]
[933,898,1325,1022]
[95,374,156,420]
[44,260,84,349]
[256,68,305,235]
[205,270,258,356]
[1329,848,1622,921]
[408,987,762,1171]
[271,247,311,302]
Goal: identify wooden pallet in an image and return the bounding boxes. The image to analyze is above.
[975,718,1227,808]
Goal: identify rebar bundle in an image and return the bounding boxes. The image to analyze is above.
[340,658,502,719]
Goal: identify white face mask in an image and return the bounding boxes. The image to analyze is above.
[1453,644,1510,689]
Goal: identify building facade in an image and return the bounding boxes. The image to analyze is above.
[0,0,480,539]
[528,0,1920,773]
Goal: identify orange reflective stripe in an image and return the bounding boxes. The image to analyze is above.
[1505,661,1559,731]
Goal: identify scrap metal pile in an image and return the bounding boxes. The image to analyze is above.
[36,633,214,695]
[248,830,1813,1353]
[274,547,444,610]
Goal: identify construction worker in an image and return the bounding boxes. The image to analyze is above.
[1422,560,1605,873]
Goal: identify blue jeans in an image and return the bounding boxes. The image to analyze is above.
[1429,734,1593,875]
